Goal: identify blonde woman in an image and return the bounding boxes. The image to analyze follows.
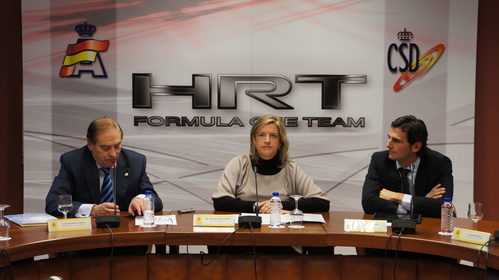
[213,115,329,213]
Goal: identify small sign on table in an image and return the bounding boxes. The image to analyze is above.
[48,218,92,232]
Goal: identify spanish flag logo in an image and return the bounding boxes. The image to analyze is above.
[59,23,109,78]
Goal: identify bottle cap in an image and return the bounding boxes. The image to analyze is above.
[443,197,452,203]
[145,190,152,195]
[272,192,279,197]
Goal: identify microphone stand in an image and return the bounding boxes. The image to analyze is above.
[409,163,421,224]
[238,165,262,228]
[96,162,121,228]
[392,164,417,233]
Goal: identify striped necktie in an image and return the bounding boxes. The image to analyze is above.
[100,167,113,203]
[398,167,411,195]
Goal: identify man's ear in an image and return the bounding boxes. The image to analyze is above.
[411,142,422,153]
[87,139,94,151]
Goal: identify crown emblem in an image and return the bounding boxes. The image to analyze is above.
[75,22,96,37]
[397,28,413,41]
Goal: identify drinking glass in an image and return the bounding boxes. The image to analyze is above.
[467,202,483,226]
[289,195,305,229]
[0,204,11,241]
[57,194,73,219]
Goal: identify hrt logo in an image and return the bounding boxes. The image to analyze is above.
[387,28,445,91]
[132,74,367,110]
[59,23,109,78]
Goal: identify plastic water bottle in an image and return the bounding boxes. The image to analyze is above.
[439,197,454,235]
[269,192,284,228]
[142,190,155,227]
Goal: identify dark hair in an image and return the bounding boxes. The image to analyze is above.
[391,115,427,154]
[86,117,123,144]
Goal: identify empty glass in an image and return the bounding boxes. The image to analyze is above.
[289,195,304,229]
[0,204,11,241]
[467,202,483,226]
[57,194,73,219]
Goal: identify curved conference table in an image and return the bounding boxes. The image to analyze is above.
[1,211,498,273]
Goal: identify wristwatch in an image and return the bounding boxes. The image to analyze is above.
[253,201,259,213]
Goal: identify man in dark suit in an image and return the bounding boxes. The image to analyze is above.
[362,115,453,218]
[46,117,162,218]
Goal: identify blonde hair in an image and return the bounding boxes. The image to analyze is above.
[249,115,289,168]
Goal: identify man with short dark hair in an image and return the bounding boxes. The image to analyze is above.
[46,117,162,218]
[362,115,453,217]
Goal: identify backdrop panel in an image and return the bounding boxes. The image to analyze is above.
[22,0,477,216]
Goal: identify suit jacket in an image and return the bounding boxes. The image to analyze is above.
[45,146,163,217]
[361,147,453,218]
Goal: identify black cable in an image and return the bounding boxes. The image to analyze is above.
[475,239,496,280]
[482,239,496,277]
[249,223,258,280]
[393,228,404,280]
[0,247,12,280]
[483,239,496,269]
[105,225,114,280]
[200,227,246,266]
[381,232,394,280]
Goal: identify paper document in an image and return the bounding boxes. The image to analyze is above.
[302,214,326,223]
[135,215,177,226]
[344,219,387,232]
[5,213,57,226]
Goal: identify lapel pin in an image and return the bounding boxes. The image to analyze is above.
[125,172,129,177]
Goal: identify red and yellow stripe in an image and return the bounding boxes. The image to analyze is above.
[59,39,109,77]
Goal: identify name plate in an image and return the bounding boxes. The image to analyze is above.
[193,227,235,233]
[452,227,491,245]
[193,214,235,227]
[344,219,387,233]
[48,218,92,232]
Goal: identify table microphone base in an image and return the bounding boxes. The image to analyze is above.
[238,216,262,228]
[96,215,121,228]
[391,220,416,234]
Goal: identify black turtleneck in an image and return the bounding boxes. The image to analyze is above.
[255,155,281,175]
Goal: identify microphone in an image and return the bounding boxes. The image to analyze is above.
[112,162,118,216]
[253,164,260,218]
[45,276,63,280]
[408,163,421,224]
[238,163,262,228]
[96,161,121,228]
[393,164,417,234]
[409,163,415,219]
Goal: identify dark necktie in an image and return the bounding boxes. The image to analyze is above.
[398,167,410,195]
[100,167,113,203]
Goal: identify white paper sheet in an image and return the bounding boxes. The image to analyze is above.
[135,215,177,226]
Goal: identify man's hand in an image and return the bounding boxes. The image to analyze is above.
[90,202,120,216]
[128,197,144,216]
[379,188,404,203]
[425,184,445,199]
